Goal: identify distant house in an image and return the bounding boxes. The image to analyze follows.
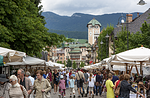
[64,43,91,67]
[57,49,65,63]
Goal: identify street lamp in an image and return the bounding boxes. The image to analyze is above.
[105,34,109,58]
[117,15,129,50]
[137,0,146,5]
[100,40,103,61]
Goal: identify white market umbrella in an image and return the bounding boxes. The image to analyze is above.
[114,47,150,62]
[114,47,150,75]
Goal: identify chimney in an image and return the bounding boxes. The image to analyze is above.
[126,14,133,23]
[137,12,139,17]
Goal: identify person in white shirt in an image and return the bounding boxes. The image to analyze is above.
[25,71,34,85]
[88,73,95,98]
[25,71,34,98]
[62,69,66,75]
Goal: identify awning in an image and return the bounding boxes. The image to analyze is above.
[0,47,26,62]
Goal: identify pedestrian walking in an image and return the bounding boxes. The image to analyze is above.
[144,79,150,98]
[25,71,35,98]
[66,71,69,88]
[43,70,47,79]
[58,75,66,98]
[9,75,28,98]
[106,73,115,98]
[0,74,11,98]
[17,69,33,96]
[83,70,89,97]
[25,71,34,86]
[114,74,124,98]
[32,70,51,98]
[53,69,59,94]
[88,73,95,98]
[95,71,103,96]
[110,71,119,84]
[118,74,145,98]
[75,68,85,97]
[69,76,75,98]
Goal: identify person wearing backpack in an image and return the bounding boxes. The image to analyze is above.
[83,70,89,97]
[75,68,85,98]
[118,74,145,98]
[114,75,124,98]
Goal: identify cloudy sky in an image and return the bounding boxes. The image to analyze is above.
[41,0,150,16]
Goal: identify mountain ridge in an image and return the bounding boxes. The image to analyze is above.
[42,12,143,39]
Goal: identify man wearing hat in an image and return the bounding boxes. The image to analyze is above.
[0,74,11,98]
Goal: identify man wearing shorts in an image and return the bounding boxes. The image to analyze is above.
[75,68,85,98]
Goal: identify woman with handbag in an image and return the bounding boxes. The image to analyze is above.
[9,75,28,98]
[33,70,51,98]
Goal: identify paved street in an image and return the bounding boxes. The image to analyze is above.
[51,86,106,98]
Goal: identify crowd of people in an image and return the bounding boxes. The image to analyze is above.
[0,67,150,98]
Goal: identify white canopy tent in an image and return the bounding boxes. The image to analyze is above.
[46,61,65,69]
[5,56,46,66]
[114,47,150,75]
[0,47,26,62]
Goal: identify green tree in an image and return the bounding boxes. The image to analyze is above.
[80,61,85,68]
[0,0,71,57]
[63,61,66,67]
[114,21,150,54]
[98,25,114,60]
[72,61,77,69]
[57,61,62,64]
[66,59,72,67]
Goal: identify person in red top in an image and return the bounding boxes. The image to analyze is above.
[115,74,124,98]
[69,70,72,77]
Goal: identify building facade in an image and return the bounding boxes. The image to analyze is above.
[57,49,65,63]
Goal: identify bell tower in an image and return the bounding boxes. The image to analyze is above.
[87,18,101,45]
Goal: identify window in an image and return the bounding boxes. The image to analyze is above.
[60,57,62,59]
[66,49,67,52]
[82,49,83,52]
[95,26,98,28]
[90,32,92,36]
[89,26,92,29]
[60,54,62,56]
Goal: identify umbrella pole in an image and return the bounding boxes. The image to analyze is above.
[26,65,27,72]
[129,65,133,75]
[140,61,143,76]
[135,65,139,76]
[125,63,128,74]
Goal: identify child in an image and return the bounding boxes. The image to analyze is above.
[106,73,115,98]
[88,73,95,98]
[69,76,75,98]
[59,75,66,98]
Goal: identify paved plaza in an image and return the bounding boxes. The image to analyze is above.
[51,86,106,98]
